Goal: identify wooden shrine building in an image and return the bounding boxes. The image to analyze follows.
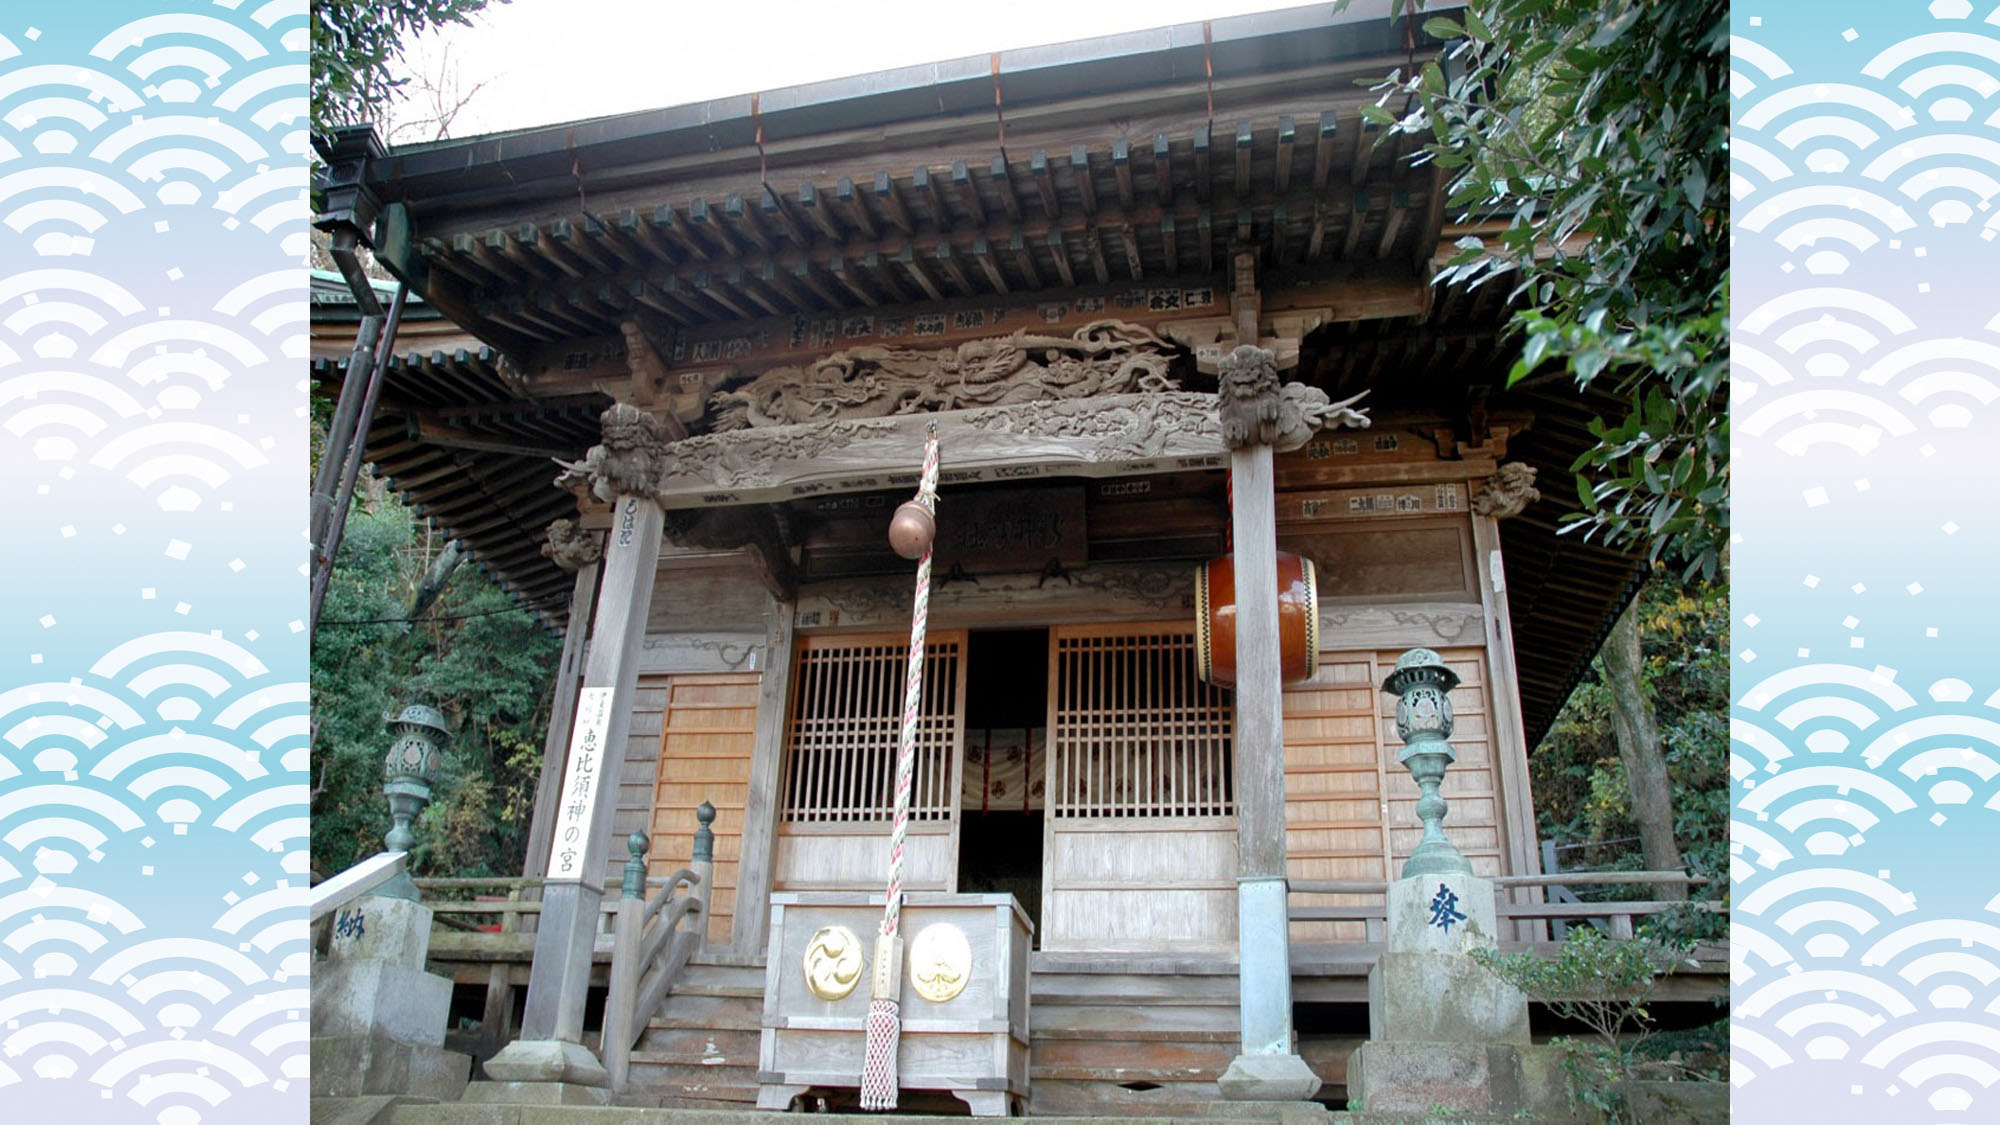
[310,3,1715,1113]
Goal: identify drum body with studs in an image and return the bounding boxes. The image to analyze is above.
[1194,551,1320,687]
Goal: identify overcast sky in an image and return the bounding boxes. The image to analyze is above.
[395,0,1321,141]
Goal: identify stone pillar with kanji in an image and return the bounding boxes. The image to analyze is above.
[1344,648,1563,1117]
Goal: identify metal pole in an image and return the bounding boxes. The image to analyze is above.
[310,283,407,631]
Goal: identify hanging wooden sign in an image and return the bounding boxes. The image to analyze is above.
[931,486,1086,573]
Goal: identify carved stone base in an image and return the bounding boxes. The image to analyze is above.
[478,1037,607,1087]
[1217,1052,1324,1102]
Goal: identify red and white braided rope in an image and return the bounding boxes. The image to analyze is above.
[881,422,938,940]
[861,422,939,1111]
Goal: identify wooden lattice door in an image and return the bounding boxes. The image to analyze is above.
[1041,622,1239,951]
[771,630,967,893]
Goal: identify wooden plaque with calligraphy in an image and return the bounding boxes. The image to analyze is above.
[932,487,1087,573]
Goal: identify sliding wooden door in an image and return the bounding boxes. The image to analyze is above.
[1041,623,1238,951]
[771,631,968,893]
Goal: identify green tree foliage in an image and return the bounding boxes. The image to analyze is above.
[1473,928,1698,1119]
[1531,573,1728,928]
[311,0,505,138]
[309,495,561,879]
[1367,0,1729,579]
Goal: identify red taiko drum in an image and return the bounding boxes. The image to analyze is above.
[1194,551,1320,687]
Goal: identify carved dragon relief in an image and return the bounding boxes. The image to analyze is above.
[706,319,1180,431]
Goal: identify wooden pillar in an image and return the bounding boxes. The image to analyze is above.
[732,591,795,955]
[1214,252,1320,1101]
[486,406,671,1088]
[522,528,603,883]
[1469,466,1546,939]
[1227,440,1295,1049]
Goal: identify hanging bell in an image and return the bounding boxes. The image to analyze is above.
[888,499,936,560]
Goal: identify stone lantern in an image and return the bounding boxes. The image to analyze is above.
[379,703,449,899]
[1381,648,1473,878]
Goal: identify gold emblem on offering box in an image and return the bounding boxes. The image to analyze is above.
[802,925,864,1001]
[908,923,972,1003]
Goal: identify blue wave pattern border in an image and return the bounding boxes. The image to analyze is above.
[0,3,307,1122]
[1734,3,2000,1121]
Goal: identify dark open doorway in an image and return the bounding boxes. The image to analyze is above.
[958,629,1048,946]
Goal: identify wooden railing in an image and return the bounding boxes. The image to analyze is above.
[1288,871,1720,944]
[601,800,717,1091]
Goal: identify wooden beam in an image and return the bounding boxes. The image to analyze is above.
[932,240,974,297]
[651,204,711,262]
[1010,231,1042,288]
[990,156,1023,224]
[1343,190,1369,259]
[1376,189,1410,259]
[1234,121,1253,197]
[858,250,912,304]
[1118,226,1143,282]
[790,259,844,309]
[873,172,914,235]
[896,244,944,302]
[758,261,814,314]
[1275,115,1296,194]
[469,230,530,284]
[1085,227,1110,285]
[722,193,774,252]
[1153,133,1174,206]
[835,176,879,240]
[1270,202,1289,264]
[1306,201,1328,261]
[409,414,572,458]
[1160,214,1179,273]
[691,268,753,319]
[1235,206,1253,246]
[1351,116,1379,187]
[552,218,619,273]
[495,226,560,281]
[731,592,794,954]
[826,255,879,306]
[1069,145,1097,218]
[687,196,741,256]
[1313,111,1338,190]
[1045,229,1076,287]
[1192,124,1211,202]
[1111,138,1135,211]
[796,181,843,242]
[588,213,652,272]
[968,235,1009,293]
[952,160,986,225]
[527,223,589,278]
[914,164,951,228]
[760,184,810,248]
[1030,149,1059,218]
[1198,208,1214,273]
[727,265,787,317]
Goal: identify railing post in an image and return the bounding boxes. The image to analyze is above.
[603,831,648,1091]
[690,801,716,949]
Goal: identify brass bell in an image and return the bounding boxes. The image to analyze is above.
[888,499,936,560]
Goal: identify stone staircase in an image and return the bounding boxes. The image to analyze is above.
[615,951,766,1109]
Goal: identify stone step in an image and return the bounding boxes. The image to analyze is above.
[634,1024,761,1059]
[645,1005,763,1033]
[621,1066,760,1104]
[660,977,763,999]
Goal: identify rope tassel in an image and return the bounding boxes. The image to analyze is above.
[860,421,939,1111]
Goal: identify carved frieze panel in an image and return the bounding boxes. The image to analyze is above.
[706,319,1181,431]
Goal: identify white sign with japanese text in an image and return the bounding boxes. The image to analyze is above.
[545,686,614,882]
